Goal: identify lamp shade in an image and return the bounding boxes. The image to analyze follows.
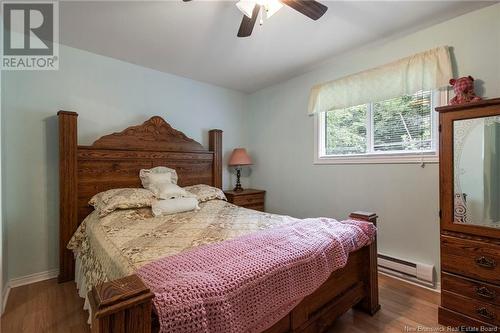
[228,148,252,166]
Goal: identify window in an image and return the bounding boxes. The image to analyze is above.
[315,90,445,164]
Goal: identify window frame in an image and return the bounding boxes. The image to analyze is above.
[313,89,447,165]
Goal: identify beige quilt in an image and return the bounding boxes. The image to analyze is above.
[68,199,292,292]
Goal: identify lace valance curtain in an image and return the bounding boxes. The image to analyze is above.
[308,46,452,114]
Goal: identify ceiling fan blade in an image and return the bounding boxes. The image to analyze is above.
[237,5,261,37]
[281,0,327,20]
[182,0,192,2]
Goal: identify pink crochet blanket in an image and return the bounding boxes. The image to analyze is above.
[137,218,376,333]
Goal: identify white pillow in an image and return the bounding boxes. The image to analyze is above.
[140,166,178,188]
[151,197,200,217]
[148,172,172,186]
[151,182,193,200]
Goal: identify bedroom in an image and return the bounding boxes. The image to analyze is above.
[1,0,500,332]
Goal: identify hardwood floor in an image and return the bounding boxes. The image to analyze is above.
[330,274,440,333]
[1,278,89,333]
[1,274,440,333]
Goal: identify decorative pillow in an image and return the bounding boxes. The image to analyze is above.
[151,197,200,217]
[152,182,194,200]
[184,184,227,203]
[143,173,171,197]
[140,166,178,188]
[147,172,173,186]
[89,188,155,217]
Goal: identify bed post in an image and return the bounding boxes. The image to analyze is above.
[349,211,381,315]
[209,129,223,189]
[58,111,79,283]
[88,274,154,333]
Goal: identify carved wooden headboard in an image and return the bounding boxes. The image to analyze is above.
[58,111,222,283]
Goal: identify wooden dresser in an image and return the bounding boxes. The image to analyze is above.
[437,99,500,329]
[224,189,265,211]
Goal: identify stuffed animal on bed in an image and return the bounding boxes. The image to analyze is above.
[449,76,482,105]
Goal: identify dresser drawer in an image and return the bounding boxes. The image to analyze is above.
[242,203,265,212]
[224,189,266,212]
[232,193,264,206]
[442,272,500,306]
[442,291,500,326]
[441,235,500,285]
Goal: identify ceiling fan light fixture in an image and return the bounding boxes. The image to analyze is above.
[236,0,328,38]
[236,1,256,18]
[261,0,283,18]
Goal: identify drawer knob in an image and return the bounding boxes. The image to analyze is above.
[475,256,497,269]
[476,307,496,320]
[475,286,496,300]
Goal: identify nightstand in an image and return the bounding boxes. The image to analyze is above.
[224,189,265,212]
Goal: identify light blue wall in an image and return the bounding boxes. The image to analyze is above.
[2,45,247,280]
[2,3,500,284]
[1,66,4,305]
[246,4,500,282]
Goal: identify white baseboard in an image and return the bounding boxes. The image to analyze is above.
[2,284,10,315]
[379,271,441,293]
[1,269,59,314]
[8,269,58,289]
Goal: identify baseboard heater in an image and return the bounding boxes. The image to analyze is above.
[378,254,435,288]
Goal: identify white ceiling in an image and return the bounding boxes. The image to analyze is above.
[60,1,496,93]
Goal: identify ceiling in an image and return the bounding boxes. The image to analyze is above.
[60,1,496,93]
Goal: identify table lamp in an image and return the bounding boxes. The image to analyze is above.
[228,148,252,191]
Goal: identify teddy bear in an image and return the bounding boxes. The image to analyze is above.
[449,76,482,105]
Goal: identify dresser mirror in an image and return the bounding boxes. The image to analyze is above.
[454,115,500,229]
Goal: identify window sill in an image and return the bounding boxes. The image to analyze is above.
[314,153,439,165]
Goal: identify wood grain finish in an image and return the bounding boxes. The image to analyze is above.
[273,211,380,332]
[77,148,214,223]
[90,116,206,152]
[442,229,500,246]
[438,99,500,239]
[289,249,365,330]
[88,212,378,333]
[442,291,500,326]
[209,129,223,189]
[89,275,154,333]
[224,189,266,211]
[441,235,500,285]
[437,98,500,329]
[350,211,380,315]
[58,112,223,283]
[294,283,365,333]
[58,111,78,283]
[1,274,433,333]
[280,0,328,20]
[59,111,378,332]
[442,272,500,306]
[435,97,500,113]
[438,307,494,330]
[237,4,260,37]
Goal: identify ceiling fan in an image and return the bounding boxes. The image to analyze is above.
[182,0,328,37]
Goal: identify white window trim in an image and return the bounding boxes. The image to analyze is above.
[313,90,448,165]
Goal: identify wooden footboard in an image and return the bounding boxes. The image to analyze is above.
[264,211,380,333]
[88,212,379,333]
[89,275,154,333]
[59,112,379,332]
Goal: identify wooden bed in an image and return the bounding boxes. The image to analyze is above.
[58,111,380,333]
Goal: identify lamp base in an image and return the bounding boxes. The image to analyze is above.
[233,185,244,192]
[233,168,244,192]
